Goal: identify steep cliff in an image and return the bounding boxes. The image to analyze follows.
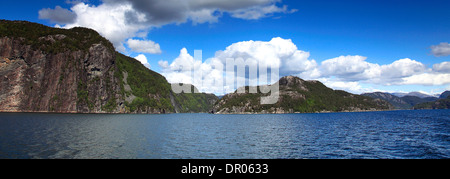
[213,76,392,114]
[0,20,215,113]
[0,20,119,113]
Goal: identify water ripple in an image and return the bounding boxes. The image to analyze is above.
[0,110,449,159]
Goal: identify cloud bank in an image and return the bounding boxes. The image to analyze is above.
[127,39,162,54]
[39,0,296,52]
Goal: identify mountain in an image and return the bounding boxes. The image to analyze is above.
[400,96,438,107]
[213,76,393,114]
[170,84,219,113]
[414,91,450,109]
[0,20,216,113]
[414,95,450,109]
[115,53,218,113]
[391,92,436,98]
[362,92,412,109]
[439,91,450,99]
[390,92,408,97]
[362,92,439,109]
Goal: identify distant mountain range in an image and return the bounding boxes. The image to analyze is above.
[362,92,412,109]
[363,91,450,110]
[390,91,439,98]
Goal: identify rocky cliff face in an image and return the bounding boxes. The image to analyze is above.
[0,33,122,113]
[0,20,216,114]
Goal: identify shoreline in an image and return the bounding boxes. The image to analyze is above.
[0,109,435,115]
[212,109,403,115]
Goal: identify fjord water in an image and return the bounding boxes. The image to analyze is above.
[0,110,449,159]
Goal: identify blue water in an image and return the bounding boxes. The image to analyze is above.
[0,110,449,159]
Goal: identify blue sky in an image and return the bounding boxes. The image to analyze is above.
[1,0,450,95]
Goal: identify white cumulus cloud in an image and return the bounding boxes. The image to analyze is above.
[401,73,450,86]
[430,42,450,57]
[127,39,162,54]
[318,78,367,94]
[320,55,379,81]
[161,48,227,93]
[58,2,148,52]
[135,54,151,69]
[433,61,450,73]
[214,37,317,76]
[319,56,428,85]
[158,60,169,69]
[380,58,427,79]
